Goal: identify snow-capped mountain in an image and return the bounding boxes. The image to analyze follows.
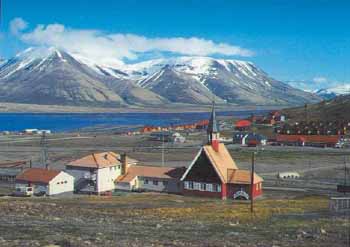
[124,56,321,105]
[315,84,350,100]
[0,47,321,107]
[0,47,165,106]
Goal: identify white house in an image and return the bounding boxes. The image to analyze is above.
[65,152,138,194]
[15,168,74,196]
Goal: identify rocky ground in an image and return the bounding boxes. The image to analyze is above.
[0,193,348,247]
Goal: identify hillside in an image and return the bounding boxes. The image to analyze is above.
[283,94,350,122]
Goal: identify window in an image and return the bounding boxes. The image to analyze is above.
[184,181,189,189]
[118,165,121,169]
[153,180,158,186]
[163,181,168,186]
[144,179,149,184]
[213,184,221,192]
[194,182,200,190]
[64,181,67,184]
[57,182,60,185]
[200,183,206,191]
[189,181,194,189]
[110,167,112,171]
[206,184,213,192]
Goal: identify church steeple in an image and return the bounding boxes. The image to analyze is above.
[207,101,220,149]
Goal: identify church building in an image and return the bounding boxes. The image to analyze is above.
[181,104,263,200]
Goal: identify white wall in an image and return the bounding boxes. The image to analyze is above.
[48,171,74,195]
[96,165,122,192]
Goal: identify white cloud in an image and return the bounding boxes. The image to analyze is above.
[15,19,254,65]
[313,76,328,83]
[10,17,28,36]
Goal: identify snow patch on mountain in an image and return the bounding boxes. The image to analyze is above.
[315,84,350,100]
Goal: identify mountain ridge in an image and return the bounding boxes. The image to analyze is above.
[0,47,322,107]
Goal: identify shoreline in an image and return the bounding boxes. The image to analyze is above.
[0,102,287,113]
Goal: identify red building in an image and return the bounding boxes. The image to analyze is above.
[276,134,341,147]
[181,104,263,200]
[235,120,252,131]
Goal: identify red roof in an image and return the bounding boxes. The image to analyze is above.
[235,120,252,128]
[276,135,340,144]
[16,168,61,184]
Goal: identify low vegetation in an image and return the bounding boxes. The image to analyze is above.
[0,193,348,246]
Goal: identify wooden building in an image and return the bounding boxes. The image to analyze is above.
[181,104,263,200]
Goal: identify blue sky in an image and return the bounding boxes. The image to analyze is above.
[1,0,349,90]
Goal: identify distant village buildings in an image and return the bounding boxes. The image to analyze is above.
[7,106,267,200]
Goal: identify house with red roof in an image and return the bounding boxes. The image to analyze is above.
[15,168,74,196]
[181,104,263,200]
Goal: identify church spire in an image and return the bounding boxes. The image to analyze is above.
[207,101,220,149]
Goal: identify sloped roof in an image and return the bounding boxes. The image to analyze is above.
[181,143,265,185]
[67,152,138,169]
[203,144,239,183]
[116,165,185,183]
[16,168,61,184]
[227,169,263,184]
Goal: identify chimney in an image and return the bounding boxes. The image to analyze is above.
[212,139,219,152]
[120,153,127,175]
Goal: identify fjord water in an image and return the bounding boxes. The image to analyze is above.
[0,111,268,132]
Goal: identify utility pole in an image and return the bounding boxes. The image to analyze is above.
[161,132,165,167]
[344,156,348,194]
[40,132,49,169]
[305,104,308,124]
[250,152,255,214]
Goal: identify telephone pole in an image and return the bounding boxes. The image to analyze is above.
[250,152,255,214]
[40,132,49,169]
[161,132,165,167]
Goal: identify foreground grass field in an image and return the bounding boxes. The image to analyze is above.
[0,193,348,246]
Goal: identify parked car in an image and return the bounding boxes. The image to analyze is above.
[335,142,344,148]
[13,187,34,197]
